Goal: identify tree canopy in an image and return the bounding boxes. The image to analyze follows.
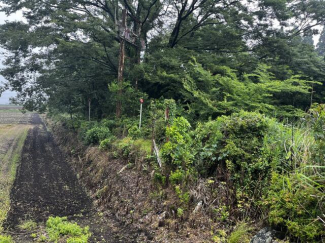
[0,0,325,119]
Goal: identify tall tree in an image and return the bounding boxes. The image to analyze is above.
[1,0,325,119]
[317,27,325,56]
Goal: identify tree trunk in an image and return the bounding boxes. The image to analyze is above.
[116,9,127,118]
[135,23,141,90]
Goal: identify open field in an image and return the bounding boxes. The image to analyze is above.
[0,105,24,113]
[0,105,23,109]
[0,107,33,124]
[0,113,33,124]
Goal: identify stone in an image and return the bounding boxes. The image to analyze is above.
[250,227,277,243]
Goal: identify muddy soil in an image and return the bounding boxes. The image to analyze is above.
[4,114,149,242]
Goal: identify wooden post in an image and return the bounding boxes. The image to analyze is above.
[116,9,127,118]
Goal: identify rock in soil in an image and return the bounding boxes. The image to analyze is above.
[250,227,282,243]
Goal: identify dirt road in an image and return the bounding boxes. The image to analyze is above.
[3,114,148,242]
[5,114,91,227]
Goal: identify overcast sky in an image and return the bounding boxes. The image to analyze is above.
[0,11,23,104]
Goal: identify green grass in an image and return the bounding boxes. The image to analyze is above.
[0,234,14,243]
[133,139,152,155]
[228,222,253,243]
[19,220,38,231]
[0,126,30,232]
[46,216,91,242]
[10,129,29,178]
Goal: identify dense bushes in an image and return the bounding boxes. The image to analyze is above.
[50,107,325,242]
[193,112,291,198]
[159,111,324,242]
[85,126,111,145]
[161,117,193,169]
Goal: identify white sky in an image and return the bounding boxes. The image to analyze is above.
[0,11,23,104]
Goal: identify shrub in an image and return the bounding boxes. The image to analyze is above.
[154,172,166,185]
[266,172,325,242]
[177,207,184,218]
[161,117,193,169]
[175,185,190,204]
[193,111,300,198]
[306,104,325,165]
[84,126,111,145]
[169,169,184,185]
[62,118,82,130]
[0,235,13,243]
[78,121,98,141]
[128,125,141,139]
[114,137,134,157]
[99,136,116,150]
[100,119,116,130]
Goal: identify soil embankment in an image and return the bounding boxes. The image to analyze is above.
[47,118,213,242]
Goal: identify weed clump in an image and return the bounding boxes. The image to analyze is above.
[0,235,13,243]
[228,222,252,243]
[46,216,91,242]
[19,220,38,231]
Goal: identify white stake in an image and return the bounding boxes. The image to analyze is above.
[139,98,143,129]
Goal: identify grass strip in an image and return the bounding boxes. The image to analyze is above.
[0,127,29,232]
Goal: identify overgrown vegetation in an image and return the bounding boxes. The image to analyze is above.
[49,101,325,242]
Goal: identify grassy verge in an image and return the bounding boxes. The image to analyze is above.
[0,125,30,232]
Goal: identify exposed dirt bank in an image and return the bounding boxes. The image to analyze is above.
[47,118,215,242]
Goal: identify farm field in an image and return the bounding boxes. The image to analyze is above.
[0,106,33,124]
